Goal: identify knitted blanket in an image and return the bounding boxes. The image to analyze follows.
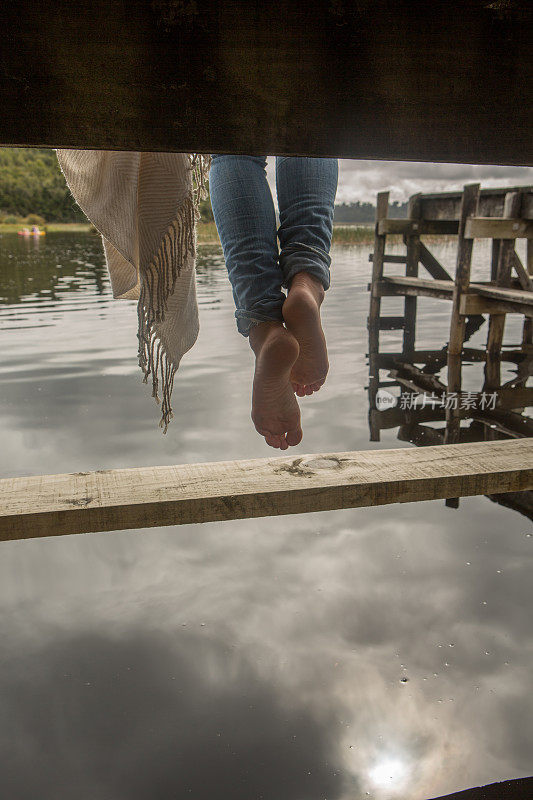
[55,150,211,433]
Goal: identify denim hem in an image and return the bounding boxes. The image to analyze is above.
[282,265,330,292]
[235,309,284,337]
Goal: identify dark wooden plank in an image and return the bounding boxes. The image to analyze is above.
[2,1,531,163]
[484,192,524,392]
[368,254,408,264]
[374,276,455,301]
[378,220,459,236]
[419,242,453,281]
[445,184,480,476]
[378,316,406,330]
[403,193,421,354]
[367,191,389,441]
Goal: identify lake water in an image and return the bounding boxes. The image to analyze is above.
[0,231,531,799]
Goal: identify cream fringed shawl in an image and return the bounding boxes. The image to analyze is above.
[55,150,212,433]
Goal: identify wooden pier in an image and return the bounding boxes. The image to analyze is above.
[367,184,533,514]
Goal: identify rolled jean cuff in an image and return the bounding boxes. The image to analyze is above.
[235,308,284,337]
[279,244,331,291]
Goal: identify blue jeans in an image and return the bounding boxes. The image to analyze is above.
[208,155,338,336]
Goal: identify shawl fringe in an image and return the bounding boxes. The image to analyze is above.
[137,152,211,433]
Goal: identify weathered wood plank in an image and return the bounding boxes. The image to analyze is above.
[461,293,533,318]
[378,315,406,330]
[445,184,480,466]
[1,440,532,541]
[368,191,389,441]
[512,251,533,290]
[374,347,529,367]
[378,219,459,236]
[368,254,408,264]
[465,218,533,239]
[374,276,455,301]
[484,192,524,392]
[1,1,532,163]
[419,242,453,281]
[403,193,421,354]
[425,775,533,800]
[420,188,533,221]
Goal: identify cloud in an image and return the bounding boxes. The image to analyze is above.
[265,158,533,205]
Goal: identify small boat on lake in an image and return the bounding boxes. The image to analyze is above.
[17,227,46,236]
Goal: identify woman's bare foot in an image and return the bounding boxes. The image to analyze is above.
[248,321,303,450]
[282,271,329,396]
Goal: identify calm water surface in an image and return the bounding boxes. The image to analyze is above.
[0,232,531,799]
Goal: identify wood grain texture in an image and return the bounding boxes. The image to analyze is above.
[0,440,532,541]
[465,218,533,239]
[426,776,533,800]
[1,0,531,163]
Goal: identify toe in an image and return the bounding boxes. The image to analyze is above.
[264,431,280,448]
[286,426,303,446]
[279,433,288,450]
[304,384,313,395]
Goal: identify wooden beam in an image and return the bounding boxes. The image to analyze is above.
[484,192,524,393]
[445,183,480,500]
[1,1,532,163]
[378,315,406,330]
[367,191,389,441]
[461,293,533,318]
[368,254,408,264]
[403,193,421,354]
[1,440,532,541]
[420,188,533,222]
[419,242,454,281]
[374,277,455,301]
[425,776,533,800]
[465,218,533,239]
[378,220,459,236]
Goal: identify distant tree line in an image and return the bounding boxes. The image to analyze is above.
[333,200,407,222]
[0,148,408,224]
[0,147,87,223]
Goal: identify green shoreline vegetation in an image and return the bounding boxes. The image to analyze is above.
[0,220,383,245]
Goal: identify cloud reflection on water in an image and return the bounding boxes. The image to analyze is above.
[0,234,532,798]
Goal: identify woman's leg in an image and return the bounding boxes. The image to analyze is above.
[209,154,302,450]
[276,156,338,395]
[208,154,285,336]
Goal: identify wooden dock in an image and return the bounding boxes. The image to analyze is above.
[367,184,533,513]
[1,439,532,542]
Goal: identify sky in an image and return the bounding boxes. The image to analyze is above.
[265,158,533,206]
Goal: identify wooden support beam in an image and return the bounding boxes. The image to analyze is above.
[484,192,523,393]
[368,254,408,264]
[367,191,389,441]
[378,219,459,236]
[374,347,528,367]
[373,277,455,301]
[461,293,533,318]
[403,193,421,355]
[419,242,453,281]
[512,251,533,291]
[1,440,532,542]
[445,184,481,505]
[420,188,533,222]
[464,218,533,239]
[378,316,406,330]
